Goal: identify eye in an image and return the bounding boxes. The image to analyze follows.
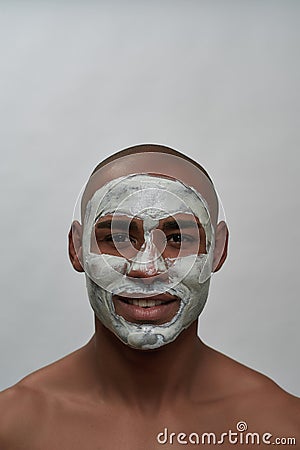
[167,233,195,244]
[104,234,138,245]
[105,233,129,242]
[167,233,181,244]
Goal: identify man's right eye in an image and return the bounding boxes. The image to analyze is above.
[104,234,136,245]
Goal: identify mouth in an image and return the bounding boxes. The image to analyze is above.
[113,294,180,324]
[119,296,176,307]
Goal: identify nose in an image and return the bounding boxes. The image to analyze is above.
[126,229,168,282]
[127,268,169,283]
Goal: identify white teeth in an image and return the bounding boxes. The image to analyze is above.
[139,299,148,307]
[147,300,156,307]
[126,299,165,307]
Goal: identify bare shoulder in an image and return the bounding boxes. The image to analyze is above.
[206,346,300,435]
[239,369,300,441]
[0,342,94,448]
[0,381,43,445]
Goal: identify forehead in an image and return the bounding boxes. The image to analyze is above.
[81,152,218,226]
[92,174,210,226]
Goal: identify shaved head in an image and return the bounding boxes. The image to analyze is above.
[90,144,213,182]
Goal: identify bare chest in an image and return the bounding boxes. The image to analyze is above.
[5,398,299,450]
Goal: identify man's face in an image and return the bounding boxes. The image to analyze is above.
[93,211,207,325]
[80,158,217,350]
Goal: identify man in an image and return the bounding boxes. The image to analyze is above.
[0,144,299,449]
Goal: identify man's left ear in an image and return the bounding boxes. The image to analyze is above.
[212,221,229,272]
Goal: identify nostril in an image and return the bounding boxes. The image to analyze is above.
[126,252,169,279]
[127,269,158,279]
[126,268,169,283]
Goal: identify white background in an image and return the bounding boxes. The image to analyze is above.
[1,1,299,396]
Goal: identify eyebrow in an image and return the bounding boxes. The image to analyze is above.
[95,219,139,233]
[162,220,202,232]
[95,218,202,234]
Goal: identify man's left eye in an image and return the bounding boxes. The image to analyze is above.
[167,233,194,244]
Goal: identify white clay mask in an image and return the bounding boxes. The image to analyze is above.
[82,174,215,350]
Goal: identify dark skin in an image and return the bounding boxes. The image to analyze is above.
[0,146,299,450]
[93,212,207,324]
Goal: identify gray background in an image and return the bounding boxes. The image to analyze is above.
[1,1,299,396]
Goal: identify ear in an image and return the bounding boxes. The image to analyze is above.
[212,221,229,273]
[68,220,84,272]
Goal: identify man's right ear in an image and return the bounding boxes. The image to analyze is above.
[68,221,84,272]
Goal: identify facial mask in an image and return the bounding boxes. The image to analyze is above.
[82,174,215,350]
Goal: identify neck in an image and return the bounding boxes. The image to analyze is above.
[89,316,208,413]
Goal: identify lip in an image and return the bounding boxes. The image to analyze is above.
[113,293,180,324]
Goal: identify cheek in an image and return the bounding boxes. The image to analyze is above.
[167,256,207,289]
[85,255,130,289]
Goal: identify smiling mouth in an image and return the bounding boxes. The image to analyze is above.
[116,296,178,308]
[112,293,180,324]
